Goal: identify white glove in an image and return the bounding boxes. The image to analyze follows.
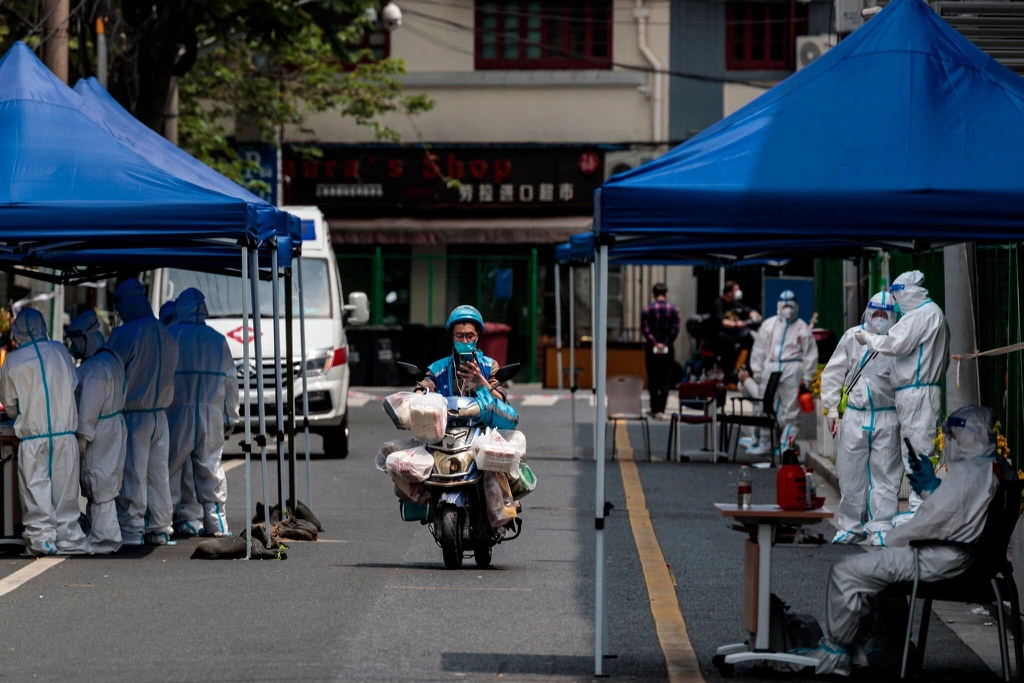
[76,434,88,454]
[854,329,874,345]
[827,417,838,438]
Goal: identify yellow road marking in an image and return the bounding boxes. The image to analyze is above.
[615,422,705,682]
[0,557,65,598]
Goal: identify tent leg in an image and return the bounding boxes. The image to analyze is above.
[285,267,297,509]
[242,247,252,561]
[250,249,272,538]
[570,265,577,460]
[271,247,287,517]
[595,244,610,675]
[297,257,313,509]
[555,263,563,390]
[591,261,598,463]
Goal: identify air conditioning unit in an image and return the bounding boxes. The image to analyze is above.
[604,150,658,181]
[796,35,836,70]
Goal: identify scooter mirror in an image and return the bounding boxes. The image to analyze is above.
[493,363,521,385]
[397,361,425,381]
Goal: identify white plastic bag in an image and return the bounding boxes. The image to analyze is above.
[483,471,517,528]
[392,476,429,505]
[498,429,527,458]
[408,393,448,444]
[386,446,434,483]
[375,438,420,472]
[473,430,521,474]
[383,392,417,430]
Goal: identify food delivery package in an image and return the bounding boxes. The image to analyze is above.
[509,462,537,501]
[393,478,429,505]
[472,430,520,474]
[497,429,527,458]
[483,471,517,528]
[385,445,434,483]
[375,438,421,472]
[408,393,448,444]
[384,392,417,430]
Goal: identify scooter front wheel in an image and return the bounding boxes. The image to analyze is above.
[438,506,463,569]
[473,543,492,568]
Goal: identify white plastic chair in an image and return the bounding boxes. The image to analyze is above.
[605,375,651,461]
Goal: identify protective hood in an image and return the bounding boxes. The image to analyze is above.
[66,309,105,359]
[174,288,208,325]
[159,301,176,326]
[777,290,799,320]
[943,405,996,463]
[863,291,896,335]
[12,307,49,345]
[890,270,930,311]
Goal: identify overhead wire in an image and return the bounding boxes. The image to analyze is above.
[404,7,775,88]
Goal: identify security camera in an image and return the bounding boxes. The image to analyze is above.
[382,3,402,31]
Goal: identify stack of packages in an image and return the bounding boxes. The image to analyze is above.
[472,430,536,528]
[377,392,448,507]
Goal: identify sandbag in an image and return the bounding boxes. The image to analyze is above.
[376,438,420,472]
[191,526,287,560]
[383,391,416,429]
[272,518,319,542]
[386,446,434,483]
[483,471,517,528]
[287,499,324,532]
[509,462,537,500]
[408,393,448,444]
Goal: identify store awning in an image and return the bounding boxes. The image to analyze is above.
[328,216,592,245]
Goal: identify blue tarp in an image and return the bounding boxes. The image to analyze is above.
[74,77,298,247]
[598,0,1024,252]
[0,42,263,247]
[555,234,789,268]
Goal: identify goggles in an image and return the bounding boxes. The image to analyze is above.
[889,284,906,293]
[867,301,894,312]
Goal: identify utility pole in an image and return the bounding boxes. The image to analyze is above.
[164,80,179,145]
[41,0,69,84]
[95,17,107,88]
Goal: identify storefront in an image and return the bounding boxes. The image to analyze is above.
[282,143,608,383]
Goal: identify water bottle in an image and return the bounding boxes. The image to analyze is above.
[805,468,817,509]
[737,463,753,509]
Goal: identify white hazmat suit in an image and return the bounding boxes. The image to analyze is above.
[750,290,818,451]
[0,308,87,555]
[803,405,1004,675]
[820,292,902,545]
[855,271,949,516]
[107,279,179,546]
[66,310,128,554]
[166,289,238,537]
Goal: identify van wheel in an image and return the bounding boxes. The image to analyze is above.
[321,414,349,459]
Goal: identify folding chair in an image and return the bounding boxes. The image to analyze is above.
[666,381,725,463]
[605,375,651,462]
[718,371,782,465]
[898,479,1024,680]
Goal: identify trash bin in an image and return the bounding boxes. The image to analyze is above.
[479,322,512,366]
[347,325,402,386]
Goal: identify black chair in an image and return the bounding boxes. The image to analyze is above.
[718,371,782,465]
[898,478,1024,680]
[666,381,727,463]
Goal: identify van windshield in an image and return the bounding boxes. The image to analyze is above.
[163,258,332,319]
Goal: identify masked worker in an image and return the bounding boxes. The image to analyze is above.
[0,308,88,555]
[65,310,127,554]
[107,278,179,546]
[820,292,901,546]
[855,271,950,518]
[801,405,1007,675]
[159,301,199,536]
[158,300,176,326]
[748,291,818,456]
[166,288,237,537]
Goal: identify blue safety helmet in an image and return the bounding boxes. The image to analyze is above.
[446,305,484,336]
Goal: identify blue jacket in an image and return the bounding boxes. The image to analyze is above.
[421,351,519,429]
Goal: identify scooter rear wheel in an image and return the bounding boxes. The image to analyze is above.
[473,543,492,568]
[439,506,463,569]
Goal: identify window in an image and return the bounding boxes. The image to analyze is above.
[475,1,612,70]
[726,1,808,71]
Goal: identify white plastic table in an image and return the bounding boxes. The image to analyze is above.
[712,503,834,672]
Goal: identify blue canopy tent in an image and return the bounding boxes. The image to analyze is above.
[586,0,1024,671]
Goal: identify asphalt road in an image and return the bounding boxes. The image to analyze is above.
[0,389,999,682]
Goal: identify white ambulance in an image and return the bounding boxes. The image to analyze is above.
[147,206,367,457]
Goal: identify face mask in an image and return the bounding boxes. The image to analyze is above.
[454,340,477,356]
[870,317,892,334]
[780,306,796,320]
[733,289,743,301]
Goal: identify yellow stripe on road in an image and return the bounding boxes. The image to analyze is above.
[615,423,705,683]
[0,557,64,598]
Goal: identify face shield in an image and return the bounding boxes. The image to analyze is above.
[941,406,996,464]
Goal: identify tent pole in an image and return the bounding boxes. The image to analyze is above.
[271,246,287,517]
[591,262,597,462]
[297,257,312,508]
[569,264,577,460]
[250,249,272,538]
[242,247,252,561]
[284,266,296,509]
[555,263,563,390]
[594,243,609,675]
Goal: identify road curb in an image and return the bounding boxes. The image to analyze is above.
[804,446,839,495]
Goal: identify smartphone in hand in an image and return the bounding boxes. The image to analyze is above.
[458,352,474,367]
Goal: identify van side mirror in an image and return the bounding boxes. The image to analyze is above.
[397,361,425,382]
[343,291,369,326]
[493,363,521,385]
